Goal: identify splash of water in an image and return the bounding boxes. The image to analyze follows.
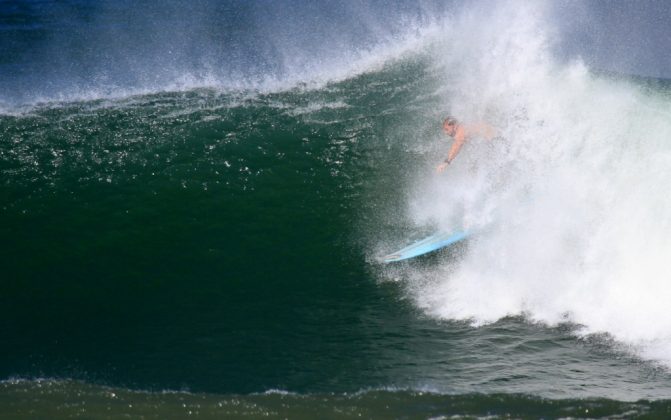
[397,2,671,367]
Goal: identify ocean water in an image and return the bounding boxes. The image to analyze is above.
[3,1,671,418]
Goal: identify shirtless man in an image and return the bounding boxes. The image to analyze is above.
[436,116,498,172]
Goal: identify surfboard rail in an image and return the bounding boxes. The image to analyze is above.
[381,231,469,263]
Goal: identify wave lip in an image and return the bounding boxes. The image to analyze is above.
[0,1,452,110]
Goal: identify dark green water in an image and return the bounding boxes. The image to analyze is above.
[4,2,671,417]
[5,379,671,419]
[0,61,437,392]
[3,59,671,418]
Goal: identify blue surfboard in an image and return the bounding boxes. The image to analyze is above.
[381,231,469,263]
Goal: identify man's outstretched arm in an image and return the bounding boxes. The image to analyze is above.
[437,131,465,172]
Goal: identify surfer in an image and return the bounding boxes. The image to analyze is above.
[436,116,498,172]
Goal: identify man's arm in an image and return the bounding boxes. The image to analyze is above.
[437,128,466,172]
[447,129,466,162]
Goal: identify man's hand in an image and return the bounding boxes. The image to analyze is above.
[436,162,449,173]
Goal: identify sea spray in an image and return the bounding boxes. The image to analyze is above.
[0,1,449,109]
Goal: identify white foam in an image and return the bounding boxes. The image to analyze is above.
[398,1,671,368]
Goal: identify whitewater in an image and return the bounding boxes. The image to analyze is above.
[377,2,671,370]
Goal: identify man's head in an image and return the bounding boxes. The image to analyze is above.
[443,116,458,137]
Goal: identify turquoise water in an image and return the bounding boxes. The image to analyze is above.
[4,1,671,418]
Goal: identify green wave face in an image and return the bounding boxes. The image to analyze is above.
[0,61,439,392]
